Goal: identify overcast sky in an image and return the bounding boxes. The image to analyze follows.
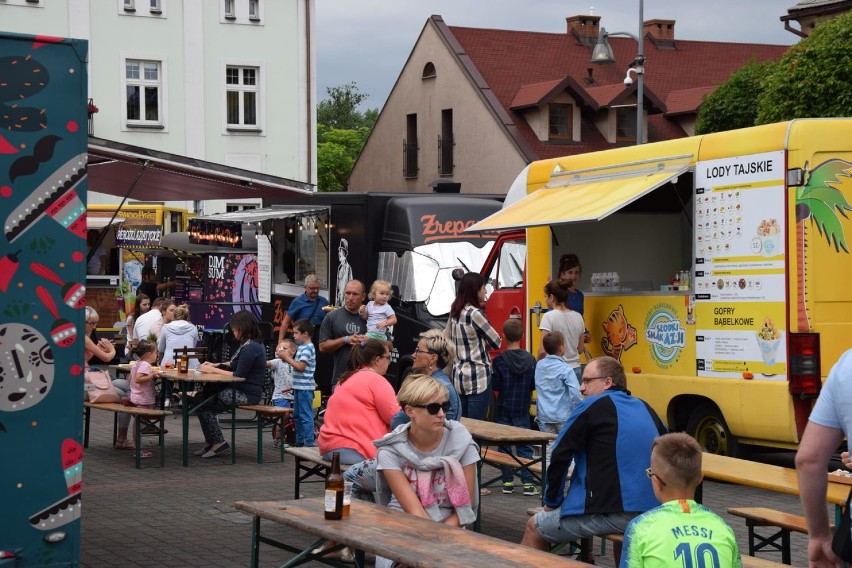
[316,1,798,111]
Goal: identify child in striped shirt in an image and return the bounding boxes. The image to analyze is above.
[279,319,317,447]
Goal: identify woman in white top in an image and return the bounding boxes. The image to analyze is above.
[537,279,585,377]
[124,293,150,360]
[157,304,200,369]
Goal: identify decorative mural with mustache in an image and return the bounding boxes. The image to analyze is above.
[8,134,62,182]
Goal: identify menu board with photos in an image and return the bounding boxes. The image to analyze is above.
[693,150,787,379]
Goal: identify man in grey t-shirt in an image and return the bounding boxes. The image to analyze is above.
[319,279,367,384]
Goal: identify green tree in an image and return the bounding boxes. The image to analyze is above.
[695,59,776,134]
[317,81,377,130]
[757,10,852,124]
[316,82,377,191]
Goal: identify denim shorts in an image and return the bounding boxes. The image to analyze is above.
[533,508,637,543]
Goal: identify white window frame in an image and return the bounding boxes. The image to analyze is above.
[122,0,136,11]
[248,0,260,21]
[224,0,236,19]
[121,56,168,131]
[223,62,264,133]
[2,0,45,6]
[149,0,162,14]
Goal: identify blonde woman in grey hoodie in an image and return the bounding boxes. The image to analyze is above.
[157,304,200,369]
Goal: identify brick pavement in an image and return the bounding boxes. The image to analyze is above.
[80,409,826,566]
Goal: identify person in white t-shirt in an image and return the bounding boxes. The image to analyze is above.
[133,297,165,348]
[537,279,585,377]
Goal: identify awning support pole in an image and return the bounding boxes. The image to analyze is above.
[86,160,149,263]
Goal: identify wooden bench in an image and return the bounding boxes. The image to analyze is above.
[237,404,292,464]
[284,445,350,499]
[478,447,543,500]
[728,507,819,565]
[83,402,171,468]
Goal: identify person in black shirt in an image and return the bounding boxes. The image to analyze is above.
[136,266,173,299]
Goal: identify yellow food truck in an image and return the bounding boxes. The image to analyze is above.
[471,119,852,456]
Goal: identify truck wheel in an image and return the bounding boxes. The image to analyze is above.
[686,403,740,457]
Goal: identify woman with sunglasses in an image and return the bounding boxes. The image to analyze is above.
[318,338,400,465]
[372,376,479,567]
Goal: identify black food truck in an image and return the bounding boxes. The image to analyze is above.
[186,193,502,392]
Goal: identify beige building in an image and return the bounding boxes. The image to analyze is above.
[349,13,788,195]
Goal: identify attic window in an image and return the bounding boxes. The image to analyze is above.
[422,62,436,79]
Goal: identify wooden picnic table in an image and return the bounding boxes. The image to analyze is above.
[700,452,849,506]
[461,416,556,486]
[159,369,244,466]
[234,497,584,568]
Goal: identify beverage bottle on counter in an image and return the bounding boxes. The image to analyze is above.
[324,451,344,520]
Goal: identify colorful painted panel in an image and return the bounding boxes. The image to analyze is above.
[0,32,88,566]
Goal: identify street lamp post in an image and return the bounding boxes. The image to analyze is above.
[590,0,645,145]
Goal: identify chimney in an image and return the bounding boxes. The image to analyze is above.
[644,19,675,41]
[566,14,601,47]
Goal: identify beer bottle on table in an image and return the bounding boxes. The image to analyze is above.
[324,452,344,520]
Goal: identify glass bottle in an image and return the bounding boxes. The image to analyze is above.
[324,452,344,520]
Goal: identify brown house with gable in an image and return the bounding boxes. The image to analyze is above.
[348,13,789,195]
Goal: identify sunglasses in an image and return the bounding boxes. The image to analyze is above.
[581,375,609,385]
[409,401,450,415]
[645,467,667,487]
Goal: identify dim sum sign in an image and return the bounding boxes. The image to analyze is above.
[188,218,242,248]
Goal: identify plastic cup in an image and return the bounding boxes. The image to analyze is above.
[342,481,353,517]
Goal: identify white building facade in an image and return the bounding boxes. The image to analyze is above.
[1,0,316,213]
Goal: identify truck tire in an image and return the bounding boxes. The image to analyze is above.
[686,403,740,457]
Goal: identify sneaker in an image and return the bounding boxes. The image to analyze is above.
[523,484,541,496]
[201,442,230,458]
[502,482,514,494]
[272,439,281,449]
[193,445,212,456]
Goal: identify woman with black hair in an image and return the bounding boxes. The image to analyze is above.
[195,310,266,458]
[446,272,501,420]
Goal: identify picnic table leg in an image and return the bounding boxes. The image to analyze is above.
[133,414,142,470]
[250,515,260,568]
[83,406,91,448]
[539,442,547,505]
[230,384,237,465]
[256,412,264,464]
[180,385,190,467]
[294,457,301,499]
[473,460,483,533]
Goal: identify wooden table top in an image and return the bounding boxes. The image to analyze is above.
[701,452,849,505]
[460,417,557,444]
[235,498,584,568]
[158,370,245,383]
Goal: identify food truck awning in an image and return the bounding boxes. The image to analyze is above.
[467,155,693,231]
[87,215,124,229]
[87,138,314,201]
[191,206,328,224]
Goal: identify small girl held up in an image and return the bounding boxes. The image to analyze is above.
[129,339,159,459]
[360,279,397,341]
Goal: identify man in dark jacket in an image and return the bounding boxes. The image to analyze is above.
[492,318,538,496]
[521,356,667,550]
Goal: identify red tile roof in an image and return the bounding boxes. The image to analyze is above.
[665,86,716,116]
[442,20,788,158]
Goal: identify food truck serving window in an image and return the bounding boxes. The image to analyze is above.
[468,155,693,231]
[378,241,494,317]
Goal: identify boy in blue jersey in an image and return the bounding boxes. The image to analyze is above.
[279,319,317,447]
[620,433,741,568]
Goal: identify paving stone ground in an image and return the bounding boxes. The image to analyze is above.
[79,409,829,566]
